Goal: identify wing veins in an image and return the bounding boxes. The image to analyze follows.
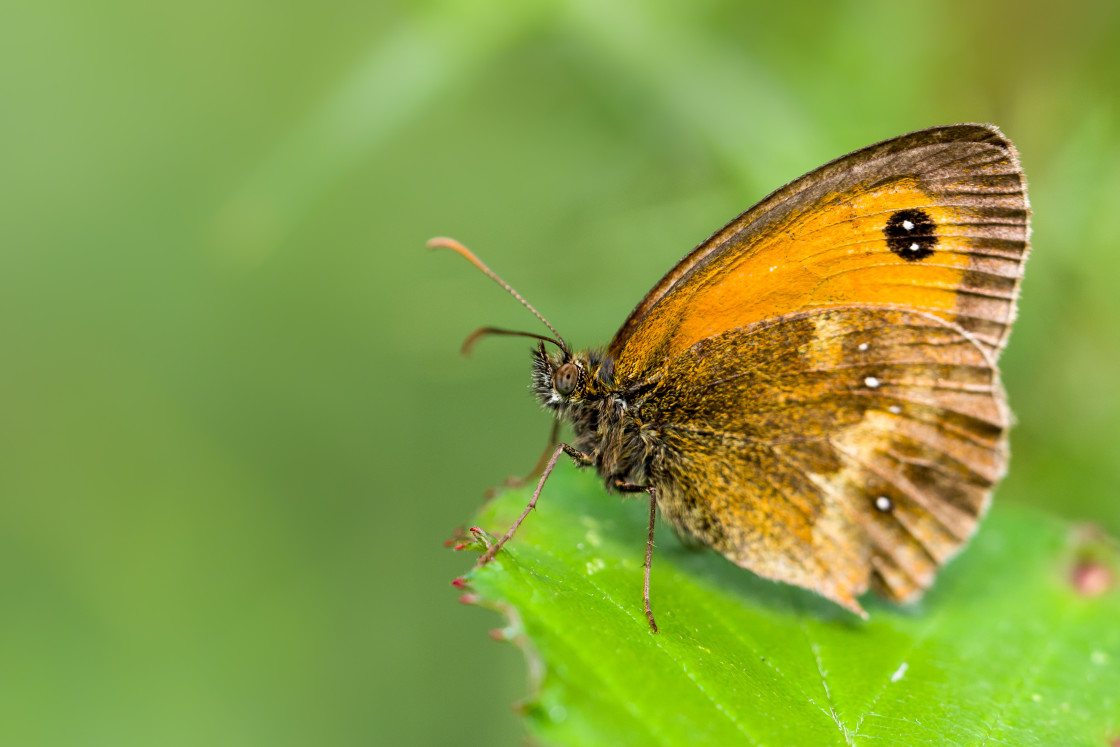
[883,447,993,490]
[829,439,970,546]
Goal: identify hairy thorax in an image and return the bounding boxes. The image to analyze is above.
[531,345,663,490]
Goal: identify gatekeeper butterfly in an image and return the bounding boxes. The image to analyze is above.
[435,124,1029,632]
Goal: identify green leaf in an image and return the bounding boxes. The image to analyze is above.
[458,465,1120,747]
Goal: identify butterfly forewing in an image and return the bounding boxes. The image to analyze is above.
[608,124,1029,385]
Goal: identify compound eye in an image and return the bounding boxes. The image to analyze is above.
[554,363,579,396]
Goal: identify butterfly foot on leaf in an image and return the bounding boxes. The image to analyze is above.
[469,526,494,551]
[457,527,496,563]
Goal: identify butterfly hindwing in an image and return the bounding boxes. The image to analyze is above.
[638,306,1008,612]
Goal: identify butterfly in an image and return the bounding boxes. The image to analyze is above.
[435,123,1030,632]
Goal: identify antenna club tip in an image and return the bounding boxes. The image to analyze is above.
[427,236,466,251]
[427,236,488,272]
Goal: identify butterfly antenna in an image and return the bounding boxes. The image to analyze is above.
[428,237,569,353]
[460,326,565,357]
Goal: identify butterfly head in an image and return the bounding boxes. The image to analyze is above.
[531,343,596,413]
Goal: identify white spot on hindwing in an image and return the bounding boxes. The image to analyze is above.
[888,405,902,415]
[857,342,869,351]
[864,376,880,389]
[875,496,893,512]
[909,242,920,251]
[902,219,915,231]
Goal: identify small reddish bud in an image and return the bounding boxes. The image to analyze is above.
[1071,559,1115,597]
[453,543,468,551]
[458,593,479,605]
[451,577,469,590]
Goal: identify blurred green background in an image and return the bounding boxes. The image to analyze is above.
[2,0,1118,744]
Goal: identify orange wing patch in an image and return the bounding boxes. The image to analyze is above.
[609,125,1028,385]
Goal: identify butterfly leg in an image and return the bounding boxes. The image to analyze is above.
[477,442,592,567]
[614,481,660,633]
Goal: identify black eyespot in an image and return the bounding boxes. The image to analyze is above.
[884,208,936,261]
[554,363,579,396]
